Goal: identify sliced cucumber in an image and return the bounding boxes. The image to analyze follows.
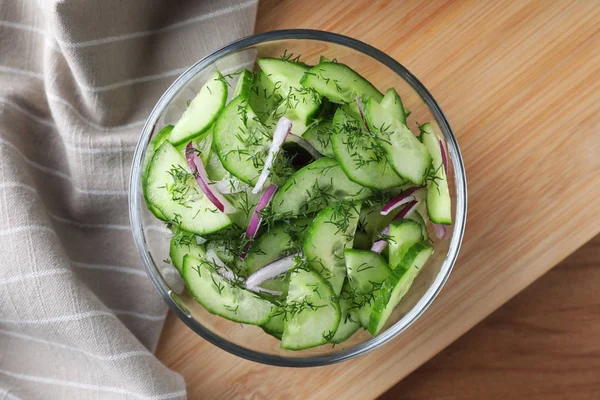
[168,71,227,146]
[331,279,361,343]
[143,125,174,221]
[205,151,229,181]
[213,96,270,185]
[170,231,206,273]
[257,58,321,125]
[365,98,431,185]
[182,255,275,324]
[302,119,335,157]
[319,55,332,63]
[300,62,383,104]
[281,267,341,350]
[303,202,361,295]
[420,122,452,225]
[145,141,232,235]
[368,242,433,335]
[262,307,285,339]
[388,219,424,269]
[271,157,372,218]
[248,71,282,124]
[233,69,254,100]
[344,249,391,329]
[332,108,405,190]
[380,88,407,125]
[407,210,429,241]
[144,125,174,179]
[245,224,297,295]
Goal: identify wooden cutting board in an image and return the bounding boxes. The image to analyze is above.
[156,1,600,398]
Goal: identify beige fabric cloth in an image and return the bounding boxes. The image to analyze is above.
[0,1,258,398]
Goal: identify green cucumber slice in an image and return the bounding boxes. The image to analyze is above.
[222,190,260,230]
[388,219,424,269]
[262,307,285,339]
[248,71,282,124]
[182,255,275,324]
[233,69,254,100]
[245,224,299,296]
[205,151,229,181]
[213,96,271,185]
[344,249,392,329]
[301,119,335,157]
[168,71,227,146]
[144,141,232,235]
[365,98,431,185]
[143,125,174,221]
[170,231,206,273]
[303,201,361,295]
[368,242,433,335]
[332,108,405,190]
[331,279,361,344]
[271,157,372,218]
[281,267,341,350]
[420,122,452,224]
[300,62,383,104]
[406,210,430,241]
[257,58,321,125]
[380,88,407,125]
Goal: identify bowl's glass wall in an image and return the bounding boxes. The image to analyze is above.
[131,32,466,366]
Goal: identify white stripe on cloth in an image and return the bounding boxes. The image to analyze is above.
[0,225,56,237]
[0,20,46,35]
[0,138,128,196]
[0,369,186,400]
[0,182,171,235]
[0,96,144,139]
[60,0,257,48]
[112,309,165,322]
[0,387,23,400]
[46,94,146,131]
[0,309,163,325]
[0,328,153,362]
[71,261,147,278]
[0,65,43,80]
[0,269,70,285]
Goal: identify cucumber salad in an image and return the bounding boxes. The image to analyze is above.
[142,53,452,350]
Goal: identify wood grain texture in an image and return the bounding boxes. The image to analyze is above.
[381,234,600,400]
[156,1,600,398]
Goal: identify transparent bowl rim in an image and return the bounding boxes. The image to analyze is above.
[129,29,467,367]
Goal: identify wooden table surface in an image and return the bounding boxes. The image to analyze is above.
[156,1,600,398]
[382,233,600,400]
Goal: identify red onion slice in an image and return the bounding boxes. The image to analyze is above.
[371,200,419,254]
[355,94,370,132]
[285,134,323,160]
[393,199,419,220]
[245,253,299,289]
[240,184,278,259]
[380,187,420,216]
[205,249,236,281]
[438,136,448,174]
[433,223,447,239]
[252,117,292,194]
[370,240,387,253]
[185,142,235,214]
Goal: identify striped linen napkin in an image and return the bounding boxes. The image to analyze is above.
[0,0,258,398]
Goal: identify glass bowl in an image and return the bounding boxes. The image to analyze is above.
[129,29,467,367]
